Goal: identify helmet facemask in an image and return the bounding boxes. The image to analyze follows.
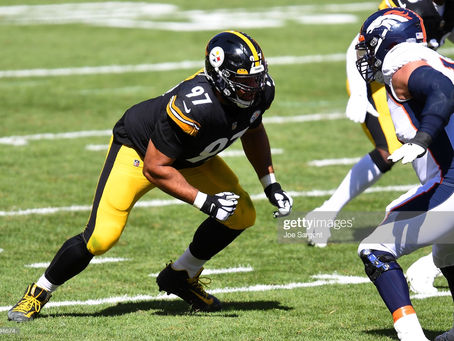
[216,65,267,108]
[355,36,384,83]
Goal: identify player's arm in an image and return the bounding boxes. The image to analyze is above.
[241,123,293,217]
[389,61,454,164]
[143,138,198,204]
[143,139,239,221]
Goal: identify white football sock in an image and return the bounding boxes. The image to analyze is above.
[36,274,59,293]
[320,153,382,212]
[173,248,206,278]
[394,313,428,341]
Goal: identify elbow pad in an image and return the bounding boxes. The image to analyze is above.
[408,65,454,138]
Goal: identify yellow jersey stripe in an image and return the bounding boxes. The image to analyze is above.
[229,31,260,67]
[166,95,200,136]
[185,68,205,81]
[378,0,397,10]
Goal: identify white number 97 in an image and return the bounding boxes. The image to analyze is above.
[186,86,212,105]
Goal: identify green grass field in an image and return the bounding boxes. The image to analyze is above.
[0,1,452,340]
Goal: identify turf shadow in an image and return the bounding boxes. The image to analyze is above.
[364,328,444,340]
[41,299,292,319]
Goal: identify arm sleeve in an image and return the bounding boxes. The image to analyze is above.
[408,65,454,139]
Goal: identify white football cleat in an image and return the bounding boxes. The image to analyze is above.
[406,253,441,295]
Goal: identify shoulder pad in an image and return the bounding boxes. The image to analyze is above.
[166,95,201,136]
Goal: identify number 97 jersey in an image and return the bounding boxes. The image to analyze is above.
[114,69,275,169]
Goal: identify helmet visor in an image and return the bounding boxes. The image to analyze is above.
[230,72,267,102]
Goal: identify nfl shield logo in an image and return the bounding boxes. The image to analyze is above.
[133,159,140,167]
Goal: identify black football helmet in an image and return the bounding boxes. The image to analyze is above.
[390,0,445,48]
[205,31,268,108]
[356,8,426,83]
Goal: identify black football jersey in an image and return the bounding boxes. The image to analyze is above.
[113,70,275,169]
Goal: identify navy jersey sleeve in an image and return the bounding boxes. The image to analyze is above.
[408,65,454,139]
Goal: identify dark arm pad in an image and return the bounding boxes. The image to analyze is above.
[408,65,454,139]
[410,131,432,149]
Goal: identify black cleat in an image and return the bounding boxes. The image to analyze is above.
[8,283,51,322]
[156,263,221,312]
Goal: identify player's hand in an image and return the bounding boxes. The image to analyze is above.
[264,183,293,218]
[388,143,426,164]
[199,192,240,221]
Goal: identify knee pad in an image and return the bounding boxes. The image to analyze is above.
[223,189,256,230]
[86,229,120,255]
[359,249,402,282]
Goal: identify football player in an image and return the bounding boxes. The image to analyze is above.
[306,0,454,248]
[354,8,454,341]
[7,30,293,321]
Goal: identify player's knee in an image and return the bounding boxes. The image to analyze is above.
[223,190,256,230]
[369,148,393,173]
[358,248,402,283]
[86,232,119,255]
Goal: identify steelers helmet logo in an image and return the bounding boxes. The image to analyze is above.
[209,46,224,68]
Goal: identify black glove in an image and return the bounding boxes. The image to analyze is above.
[199,192,239,221]
[264,183,293,218]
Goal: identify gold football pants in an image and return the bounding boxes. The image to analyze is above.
[83,138,255,255]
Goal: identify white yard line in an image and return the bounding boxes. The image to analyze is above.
[0,53,345,79]
[0,273,370,312]
[0,184,416,217]
[308,157,361,167]
[25,257,129,268]
[149,266,254,277]
[0,3,371,31]
[0,113,344,146]
[411,291,452,300]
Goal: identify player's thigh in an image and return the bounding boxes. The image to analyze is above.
[181,156,255,230]
[359,181,454,258]
[362,82,401,153]
[85,139,154,255]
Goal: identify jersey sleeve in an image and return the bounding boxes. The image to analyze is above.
[151,115,185,160]
[151,92,205,159]
[165,94,202,137]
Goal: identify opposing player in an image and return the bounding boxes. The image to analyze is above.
[7,30,293,322]
[307,0,454,248]
[354,8,454,341]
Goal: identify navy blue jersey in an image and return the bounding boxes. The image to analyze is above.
[113,70,274,169]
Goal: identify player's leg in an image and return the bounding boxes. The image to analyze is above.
[8,139,153,322]
[433,244,454,341]
[156,156,255,311]
[307,82,400,247]
[358,181,454,340]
